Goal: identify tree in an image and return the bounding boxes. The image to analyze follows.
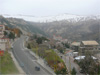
[41,36,49,41]
[27,44,31,49]
[34,34,38,39]
[71,67,76,75]
[59,49,64,54]
[4,31,7,36]
[36,37,43,44]
[64,43,70,48]
[79,51,100,74]
[55,68,67,75]
[8,32,15,40]
[13,28,22,37]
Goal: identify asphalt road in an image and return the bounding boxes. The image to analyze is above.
[13,36,52,75]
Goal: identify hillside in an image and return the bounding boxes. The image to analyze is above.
[35,19,100,42]
[1,14,100,42]
[0,15,46,36]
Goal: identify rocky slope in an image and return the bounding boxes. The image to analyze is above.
[1,14,100,42]
[0,15,46,36]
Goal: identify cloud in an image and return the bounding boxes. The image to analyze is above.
[0,0,99,16]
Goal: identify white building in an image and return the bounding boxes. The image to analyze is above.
[0,25,10,51]
[0,38,10,51]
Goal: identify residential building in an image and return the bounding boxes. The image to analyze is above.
[65,50,73,56]
[0,25,5,38]
[0,38,10,51]
[79,40,99,55]
[56,41,63,47]
[53,35,62,41]
[71,42,80,51]
[0,25,10,51]
[61,39,68,43]
[73,52,78,57]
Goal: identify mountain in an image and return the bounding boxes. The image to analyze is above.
[35,19,100,42]
[0,15,46,36]
[2,14,100,22]
[1,14,100,42]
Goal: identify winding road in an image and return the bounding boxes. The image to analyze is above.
[12,35,52,75]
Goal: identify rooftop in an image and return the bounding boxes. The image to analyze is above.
[75,56,97,60]
[0,25,4,26]
[71,42,80,46]
[82,41,99,45]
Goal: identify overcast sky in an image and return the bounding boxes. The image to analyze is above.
[0,0,100,16]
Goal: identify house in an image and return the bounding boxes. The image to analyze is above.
[0,25,10,51]
[65,50,73,56]
[56,41,63,47]
[0,25,5,33]
[53,35,62,41]
[0,25,5,38]
[73,52,78,57]
[61,39,68,43]
[71,42,80,51]
[0,38,10,51]
[79,40,99,55]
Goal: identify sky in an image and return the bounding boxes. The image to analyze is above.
[0,0,100,16]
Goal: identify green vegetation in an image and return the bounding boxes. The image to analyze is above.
[62,43,70,48]
[4,31,7,36]
[33,34,38,39]
[0,51,19,74]
[4,26,22,38]
[36,36,49,44]
[77,51,100,74]
[27,40,67,74]
[36,37,43,44]
[8,32,15,40]
[59,49,65,54]
[71,67,76,75]
[27,43,31,49]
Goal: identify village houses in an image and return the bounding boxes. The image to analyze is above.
[79,40,99,55]
[71,42,80,51]
[0,25,10,51]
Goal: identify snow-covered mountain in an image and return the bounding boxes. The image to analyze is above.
[1,14,100,22]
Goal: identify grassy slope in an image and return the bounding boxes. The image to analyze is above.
[0,51,19,74]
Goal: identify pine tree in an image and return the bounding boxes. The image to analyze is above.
[71,67,76,75]
[27,44,31,49]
